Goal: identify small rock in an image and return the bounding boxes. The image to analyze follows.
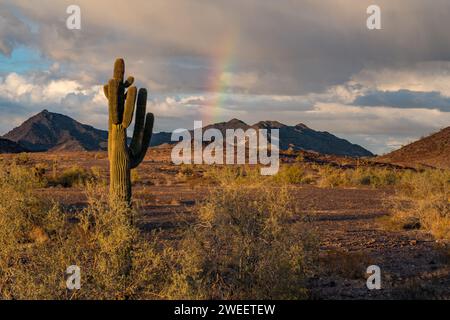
[409,240,417,245]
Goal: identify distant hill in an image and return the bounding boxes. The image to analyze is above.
[3,110,108,152]
[0,138,28,153]
[2,110,168,152]
[2,111,373,157]
[377,127,450,169]
[199,118,373,157]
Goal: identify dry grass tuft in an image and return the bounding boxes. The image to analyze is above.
[317,166,401,188]
[390,169,450,240]
[273,164,314,185]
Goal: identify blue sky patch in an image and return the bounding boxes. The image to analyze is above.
[0,46,51,75]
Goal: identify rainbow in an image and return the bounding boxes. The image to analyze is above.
[203,32,237,125]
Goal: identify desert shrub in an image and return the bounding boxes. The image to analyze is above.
[202,165,264,185]
[0,162,318,299]
[51,165,97,187]
[178,164,194,177]
[32,163,47,181]
[174,164,200,185]
[295,154,305,162]
[317,165,348,188]
[317,166,402,188]
[0,162,45,192]
[165,176,317,299]
[273,164,314,184]
[0,162,171,299]
[90,166,102,178]
[349,167,400,188]
[13,152,31,165]
[391,169,450,240]
[0,162,57,298]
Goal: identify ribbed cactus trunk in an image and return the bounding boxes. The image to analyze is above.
[110,125,131,202]
[104,58,154,205]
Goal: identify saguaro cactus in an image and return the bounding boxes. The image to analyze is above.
[103,58,154,204]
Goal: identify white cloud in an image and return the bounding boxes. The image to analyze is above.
[0,72,107,132]
[303,103,450,136]
[42,80,80,100]
[0,73,89,104]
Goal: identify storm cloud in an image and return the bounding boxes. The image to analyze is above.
[0,0,450,153]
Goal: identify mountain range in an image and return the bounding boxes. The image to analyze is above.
[1,110,374,157]
[2,109,449,169]
[200,118,373,157]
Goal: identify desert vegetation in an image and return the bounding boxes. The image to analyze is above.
[166,168,317,299]
[0,162,161,299]
[0,148,449,299]
[0,159,317,299]
[204,163,450,242]
[388,169,450,240]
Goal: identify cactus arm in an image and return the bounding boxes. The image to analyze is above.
[114,58,125,82]
[122,86,137,128]
[130,113,154,169]
[141,113,154,151]
[108,79,121,125]
[103,84,109,99]
[130,88,147,157]
[124,76,134,88]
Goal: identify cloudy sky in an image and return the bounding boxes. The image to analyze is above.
[1,0,450,154]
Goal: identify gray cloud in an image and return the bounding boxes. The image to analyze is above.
[353,90,450,111]
[0,8,32,55]
[1,0,450,153]
[2,0,450,95]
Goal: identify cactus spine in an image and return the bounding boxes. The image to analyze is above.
[103,58,154,204]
